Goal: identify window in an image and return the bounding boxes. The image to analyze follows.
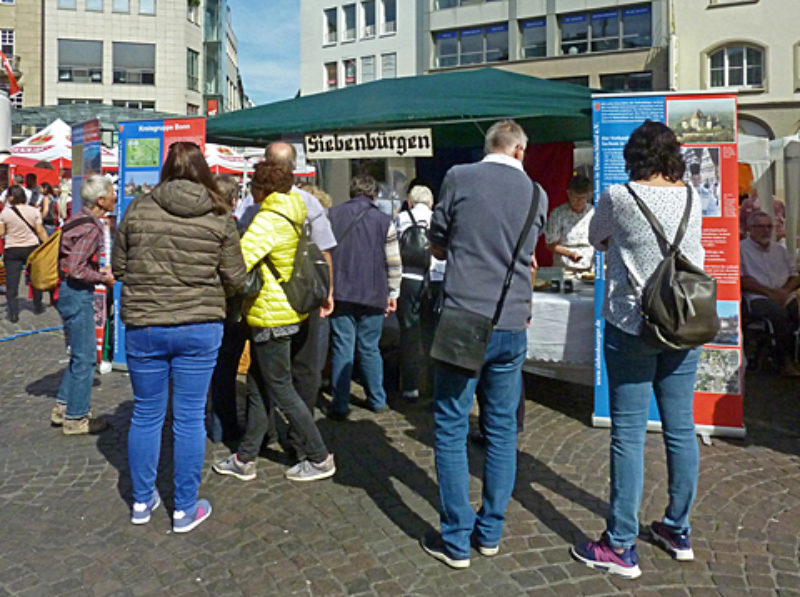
[435,25,509,67]
[186,48,199,91]
[186,103,199,115]
[113,99,155,110]
[361,55,375,82]
[325,61,338,89]
[381,0,396,34]
[710,45,763,88]
[112,0,129,12]
[58,0,76,8]
[381,52,396,78]
[139,0,155,15]
[343,4,356,41]
[186,0,199,23]
[58,98,102,104]
[551,75,589,86]
[521,19,546,58]
[361,1,375,38]
[436,0,457,7]
[344,58,356,86]
[324,8,337,44]
[113,42,155,84]
[0,0,15,5]
[86,0,103,11]
[1,84,21,106]
[560,5,651,55]
[600,71,652,92]
[58,39,103,83]
[0,29,13,57]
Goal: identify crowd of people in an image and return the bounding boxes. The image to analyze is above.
[0,117,795,577]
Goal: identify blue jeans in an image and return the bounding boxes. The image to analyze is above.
[329,304,387,413]
[433,328,527,558]
[126,322,223,512]
[604,323,701,549]
[56,279,96,419]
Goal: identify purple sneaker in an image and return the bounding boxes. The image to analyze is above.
[570,534,642,579]
[650,521,694,561]
[172,498,212,534]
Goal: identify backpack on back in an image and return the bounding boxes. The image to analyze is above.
[626,184,719,350]
[399,210,431,272]
[265,211,330,314]
[26,216,92,291]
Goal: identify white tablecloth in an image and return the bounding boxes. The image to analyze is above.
[524,284,595,384]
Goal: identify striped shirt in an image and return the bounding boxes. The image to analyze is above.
[58,207,105,286]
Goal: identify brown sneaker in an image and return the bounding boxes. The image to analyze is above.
[50,403,66,426]
[63,416,108,435]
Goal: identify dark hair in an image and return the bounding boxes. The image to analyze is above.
[350,174,378,199]
[250,159,294,201]
[623,120,685,183]
[7,185,27,205]
[160,142,228,215]
[40,182,54,196]
[567,174,592,194]
[24,173,37,188]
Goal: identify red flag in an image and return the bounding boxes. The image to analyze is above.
[0,51,19,97]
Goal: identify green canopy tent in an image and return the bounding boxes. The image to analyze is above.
[207,68,593,147]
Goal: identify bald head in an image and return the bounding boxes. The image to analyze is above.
[265,142,297,169]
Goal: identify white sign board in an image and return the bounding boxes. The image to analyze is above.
[305,128,433,159]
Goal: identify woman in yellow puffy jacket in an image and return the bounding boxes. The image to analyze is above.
[213,159,335,483]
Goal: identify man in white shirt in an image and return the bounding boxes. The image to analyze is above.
[740,210,800,376]
[544,174,594,272]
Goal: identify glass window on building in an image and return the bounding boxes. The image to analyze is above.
[325,61,338,89]
[113,42,155,84]
[361,55,375,82]
[709,45,763,88]
[551,75,589,86]
[58,39,103,83]
[382,0,396,34]
[521,19,546,58]
[343,4,356,41]
[58,0,76,8]
[591,10,619,52]
[561,14,587,55]
[435,31,458,67]
[86,0,103,11]
[362,1,375,38]
[187,103,199,115]
[600,71,652,92]
[485,24,508,62]
[186,49,199,90]
[58,98,103,104]
[436,0,457,7]
[460,28,483,65]
[139,0,155,15]
[324,8,337,44]
[187,0,199,23]
[621,6,651,48]
[381,52,396,78]
[0,29,13,57]
[113,99,155,110]
[344,58,356,86]
[112,0,129,12]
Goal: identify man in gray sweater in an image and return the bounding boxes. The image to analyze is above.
[421,120,548,568]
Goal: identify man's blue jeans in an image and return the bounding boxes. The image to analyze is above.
[126,322,223,512]
[329,304,387,414]
[433,328,527,558]
[604,323,701,549]
[55,280,96,419]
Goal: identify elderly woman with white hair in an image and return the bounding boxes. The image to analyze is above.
[394,182,443,401]
[51,174,117,435]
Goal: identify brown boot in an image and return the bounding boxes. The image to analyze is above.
[63,416,108,435]
[50,403,66,426]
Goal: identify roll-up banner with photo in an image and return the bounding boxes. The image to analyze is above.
[592,92,744,439]
[112,118,206,368]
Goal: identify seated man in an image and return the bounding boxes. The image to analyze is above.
[740,210,800,376]
[544,174,594,273]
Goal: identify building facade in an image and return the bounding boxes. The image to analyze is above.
[0,0,246,116]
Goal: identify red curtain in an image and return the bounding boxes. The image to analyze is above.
[523,142,574,267]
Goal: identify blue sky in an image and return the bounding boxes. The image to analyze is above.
[227,0,300,106]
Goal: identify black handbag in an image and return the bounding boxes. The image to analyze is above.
[625,184,720,350]
[430,185,540,375]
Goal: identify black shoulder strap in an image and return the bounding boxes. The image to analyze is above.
[407,209,417,227]
[625,183,692,255]
[9,204,38,237]
[492,183,541,326]
[337,206,371,243]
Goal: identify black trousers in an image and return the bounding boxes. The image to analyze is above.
[4,245,41,318]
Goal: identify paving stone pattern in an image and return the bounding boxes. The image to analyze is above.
[0,297,799,596]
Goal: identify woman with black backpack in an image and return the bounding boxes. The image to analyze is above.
[570,121,705,579]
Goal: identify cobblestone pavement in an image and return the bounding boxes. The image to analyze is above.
[0,296,799,596]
